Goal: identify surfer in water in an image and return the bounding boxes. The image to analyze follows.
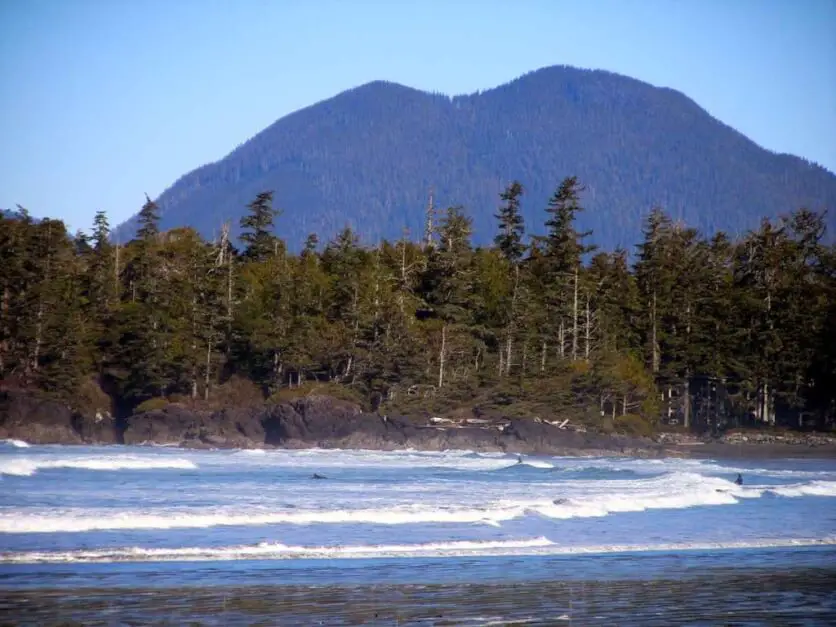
[312,473,328,480]
[734,473,743,486]
[517,455,523,465]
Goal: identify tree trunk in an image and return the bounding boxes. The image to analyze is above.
[584,293,591,360]
[273,351,281,390]
[622,394,627,416]
[399,242,407,316]
[226,249,233,355]
[559,320,565,359]
[521,340,528,375]
[651,291,660,374]
[505,264,520,377]
[571,266,579,360]
[114,240,120,294]
[204,340,212,400]
[438,323,447,389]
[540,340,547,372]
[32,299,43,373]
[683,377,691,429]
[425,189,435,248]
[505,334,513,377]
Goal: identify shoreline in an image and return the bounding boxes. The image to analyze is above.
[5,434,836,462]
[2,391,834,461]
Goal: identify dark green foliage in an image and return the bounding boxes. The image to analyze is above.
[136,195,160,241]
[239,191,280,262]
[1,186,834,431]
[494,181,526,264]
[111,66,836,254]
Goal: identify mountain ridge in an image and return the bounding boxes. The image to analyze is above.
[114,65,836,249]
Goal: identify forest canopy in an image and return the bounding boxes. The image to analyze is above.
[1,179,834,433]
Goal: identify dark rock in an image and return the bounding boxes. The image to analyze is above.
[123,404,265,448]
[0,390,119,445]
[72,411,119,444]
[122,405,206,446]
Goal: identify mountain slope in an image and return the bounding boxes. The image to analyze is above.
[115,65,836,250]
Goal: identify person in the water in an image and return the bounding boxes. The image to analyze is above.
[517,455,523,464]
[734,473,743,485]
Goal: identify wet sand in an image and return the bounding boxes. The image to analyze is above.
[674,441,836,460]
[2,568,834,626]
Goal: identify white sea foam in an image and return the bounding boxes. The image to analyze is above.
[216,448,518,472]
[766,480,836,498]
[8,471,832,534]
[3,536,833,564]
[0,503,521,533]
[0,456,197,477]
[522,460,554,469]
[1,439,30,448]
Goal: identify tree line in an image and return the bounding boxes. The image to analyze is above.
[1,178,833,432]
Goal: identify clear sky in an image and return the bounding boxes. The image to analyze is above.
[1,0,834,232]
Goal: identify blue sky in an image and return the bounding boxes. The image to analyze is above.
[1,0,834,232]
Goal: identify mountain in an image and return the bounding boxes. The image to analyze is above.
[114,65,836,250]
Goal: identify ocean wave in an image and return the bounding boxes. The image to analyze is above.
[0,456,197,477]
[1,439,31,448]
[765,480,836,498]
[3,472,832,533]
[3,536,834,564]
[0,503,521,533]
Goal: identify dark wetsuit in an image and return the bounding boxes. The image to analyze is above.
[734,474,743,486]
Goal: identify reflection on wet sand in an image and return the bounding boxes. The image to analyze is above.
[2,569,834,626]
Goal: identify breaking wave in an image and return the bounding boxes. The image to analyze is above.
[1,439,30,448]
[4,472,833,533]
[3,536,833,564]
[0,456,197,477]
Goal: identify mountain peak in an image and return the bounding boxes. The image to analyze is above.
[114,66,836,250]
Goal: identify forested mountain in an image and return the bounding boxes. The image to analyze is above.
[3,182,835,433]
[113,65,836,250]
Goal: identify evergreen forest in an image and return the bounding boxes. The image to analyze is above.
[2,178,834,434]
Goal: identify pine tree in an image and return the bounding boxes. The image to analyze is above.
[494,181,525,263]
[423,207,474,388]
[492,182,527,376]
[541,176,595,363]
[136,194,160,241]
[240,191,280,262]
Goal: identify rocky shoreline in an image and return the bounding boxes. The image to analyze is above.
[1,390,834,459]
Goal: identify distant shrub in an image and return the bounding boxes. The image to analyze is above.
[134,397,169,413]
[268,382,366,409]
[615,413,654,437]
[211,375,265,408]
[74,378,113,416]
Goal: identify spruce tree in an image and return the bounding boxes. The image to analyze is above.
[494,181,525,263]
[136,194,160,241]
[240,191,279,262]
[423,206,474,388]
[541,176,595,362]
[493,181,526,376]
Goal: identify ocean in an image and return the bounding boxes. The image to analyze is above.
[1,440,834,625]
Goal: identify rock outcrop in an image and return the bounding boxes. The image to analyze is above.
[7,390,832,459]
[122,404,265,449]
[0,390,120,445]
